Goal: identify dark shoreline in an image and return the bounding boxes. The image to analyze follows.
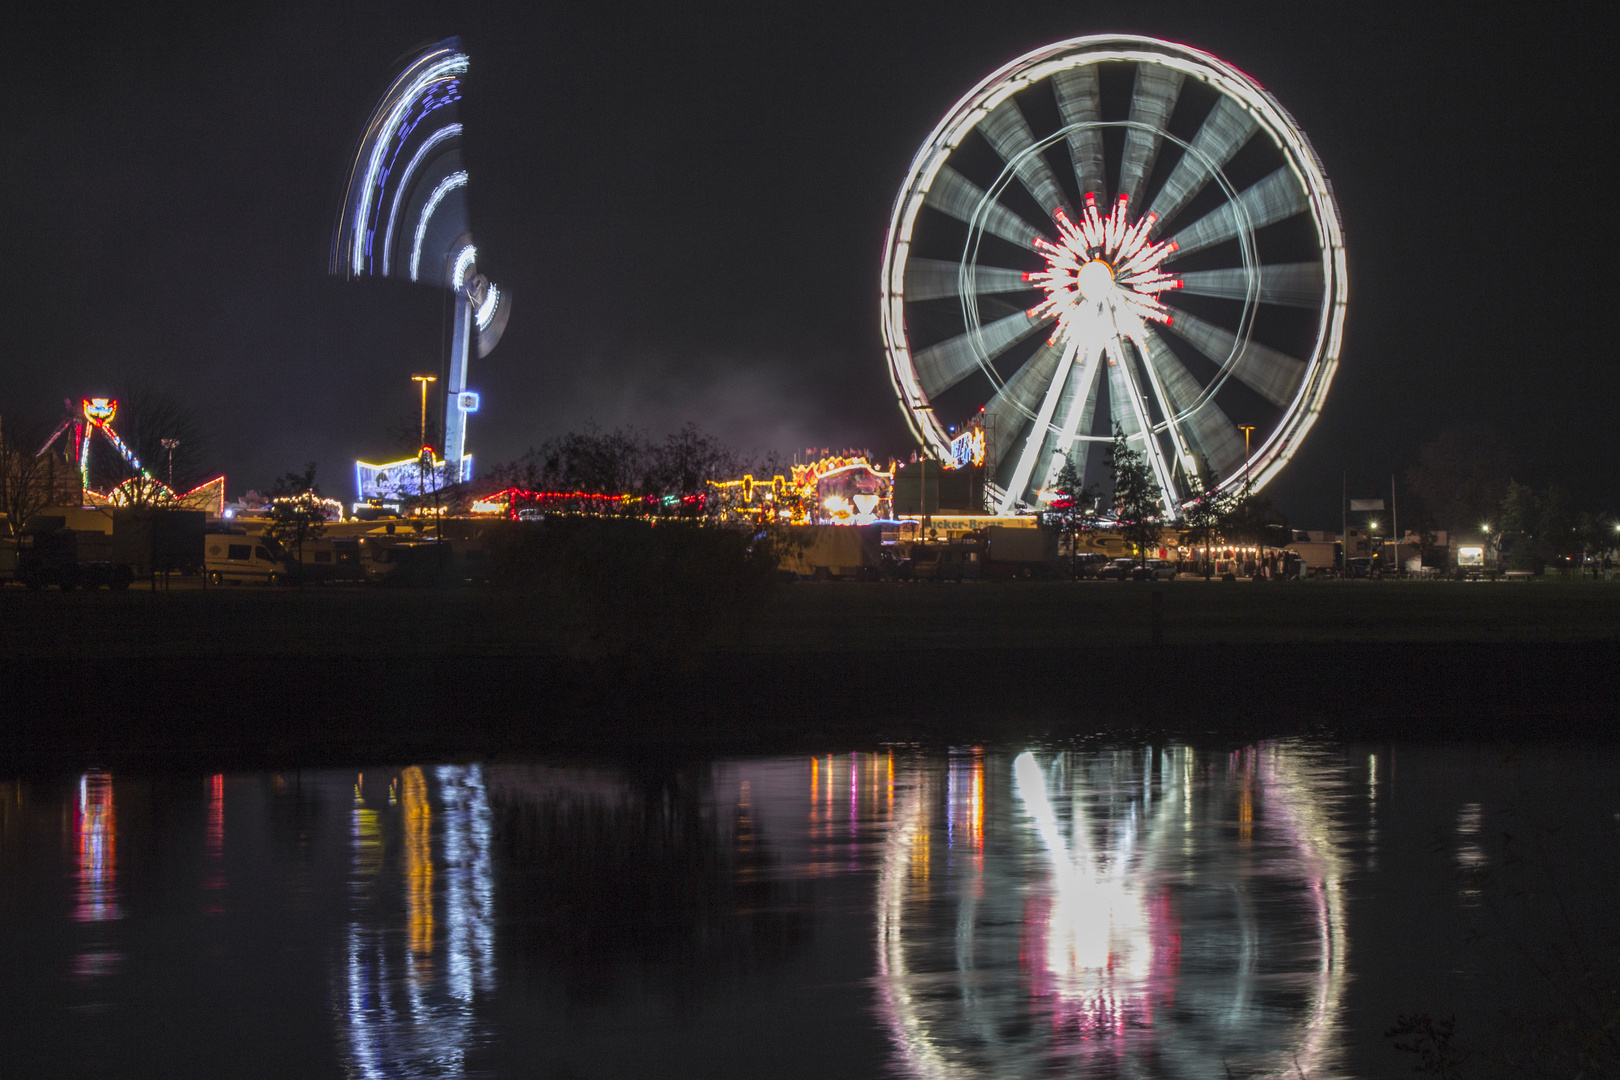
[7,639,1618,772]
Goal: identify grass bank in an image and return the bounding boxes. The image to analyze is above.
[3,579,1618,764]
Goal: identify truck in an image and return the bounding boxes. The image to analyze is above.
[983,524,1059,578]
[777,524,883,580]
[9,518,134,590]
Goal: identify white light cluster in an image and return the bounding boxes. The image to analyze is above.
[451,244,477,289]
[474,283,499,330]
[1027,193,1180,346]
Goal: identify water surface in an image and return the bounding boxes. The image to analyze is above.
[2,742,1616,1077]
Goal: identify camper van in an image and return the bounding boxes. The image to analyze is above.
[205,538,288,585]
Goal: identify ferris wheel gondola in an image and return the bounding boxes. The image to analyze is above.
[880,36,1346,517]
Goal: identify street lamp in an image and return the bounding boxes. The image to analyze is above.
[160,438,179,490]
[411,375,438,449]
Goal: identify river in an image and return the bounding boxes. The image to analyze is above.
[2,741,1616,1077]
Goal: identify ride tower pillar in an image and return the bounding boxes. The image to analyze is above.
[444,286,473,481]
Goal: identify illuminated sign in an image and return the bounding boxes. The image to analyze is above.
[949,428,985,469]
[457,391,480,413]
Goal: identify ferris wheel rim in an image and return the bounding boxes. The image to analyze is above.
[880,34,1347,514]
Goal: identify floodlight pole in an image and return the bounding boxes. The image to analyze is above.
[161,438,179,490]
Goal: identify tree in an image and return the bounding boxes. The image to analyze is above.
[1404,426,1516,533]
[1106,423,1161,564]
[1179,474,1229,574]
[0,419,72,556]
[92,378,207,494]
[1222,482,1291,557]
[1499,479,1542,572]
[1499,478,1538,534]
[264,462,327,573]
[647,424,742,502]
[1047,453,1097,577]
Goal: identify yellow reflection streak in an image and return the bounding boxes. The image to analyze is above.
[402,767,433,958]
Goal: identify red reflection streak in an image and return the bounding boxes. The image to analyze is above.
[73,773,119,923]
[204,774,225,907]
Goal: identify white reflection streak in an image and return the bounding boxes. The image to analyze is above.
[437,765,496,1002]
[877,770,959,1080]
[343,766,496,1079]
[1260,745,1349,1077]
[1013,752,1151,1001]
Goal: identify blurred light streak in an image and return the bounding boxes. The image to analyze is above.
[73,773,119,923]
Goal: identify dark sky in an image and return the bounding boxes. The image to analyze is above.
[5,2,1613,524]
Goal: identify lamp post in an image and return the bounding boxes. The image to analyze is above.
[411,375,437,449]
[411,375,437,517]
[160,438,179,490]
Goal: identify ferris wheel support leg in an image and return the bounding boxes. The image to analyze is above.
[1114,329,1180,520]
[443,291,473,482]
[997,338,1081,514]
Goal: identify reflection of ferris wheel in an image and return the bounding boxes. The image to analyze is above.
[876,748,1347,1079]
[881,36,1346,516]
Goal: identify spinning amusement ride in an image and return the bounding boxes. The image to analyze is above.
[333,37,512,503]
[36,397,224,513]
[881,35,1346,517]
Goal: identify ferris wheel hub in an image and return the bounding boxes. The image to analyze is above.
[1076,259,1115,300]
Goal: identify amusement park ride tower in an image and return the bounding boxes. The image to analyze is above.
[332,37,511,502]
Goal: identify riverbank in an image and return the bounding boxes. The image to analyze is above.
[4,580,1618,766]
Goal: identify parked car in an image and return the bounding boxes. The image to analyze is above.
[1096,557,1139,581]
[1131,558,1176,581]
[1068,552,1111,578]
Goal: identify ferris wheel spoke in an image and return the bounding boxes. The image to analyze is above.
[1145,97,1258,231]
[1036,344,1105,493]
[997,338,1084,512]
[1165,167,1308,258]
[980,99,1074,218]
[1177,262,1324,308]
[1142,326,1248,480]
[1052,65,1107,198]
[985,339,1065,471]
[910,309,1052,399]
[923,166,1043,251]
[904,258,1032,302]
[1117,65,1185,208]
[1107,338,1180,516]
[1163,307,1306,408]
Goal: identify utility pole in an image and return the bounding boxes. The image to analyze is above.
[161,439,179,490]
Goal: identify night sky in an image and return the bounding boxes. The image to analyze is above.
[5,2,1613,525]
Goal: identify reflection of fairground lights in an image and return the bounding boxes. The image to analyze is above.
[204,774,225,912]
[74,773,120,923]
[876,748,1347,1078]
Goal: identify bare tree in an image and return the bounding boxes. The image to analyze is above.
[1,419,71,555]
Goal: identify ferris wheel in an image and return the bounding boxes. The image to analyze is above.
[880,36,1346,517]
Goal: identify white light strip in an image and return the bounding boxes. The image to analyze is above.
[451,244,477,289]
[351,51,468,277]
[383,123,463,277]
[410,171,467,282]
[474,282,499,329]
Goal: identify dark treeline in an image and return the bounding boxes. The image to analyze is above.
[486,423,753,498]
[1402,426,1616,569]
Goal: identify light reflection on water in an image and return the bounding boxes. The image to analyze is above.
[1,742,1616,1078]
[878,747,1347,1078]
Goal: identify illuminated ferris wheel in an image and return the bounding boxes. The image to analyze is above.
[880,36,1346,517]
